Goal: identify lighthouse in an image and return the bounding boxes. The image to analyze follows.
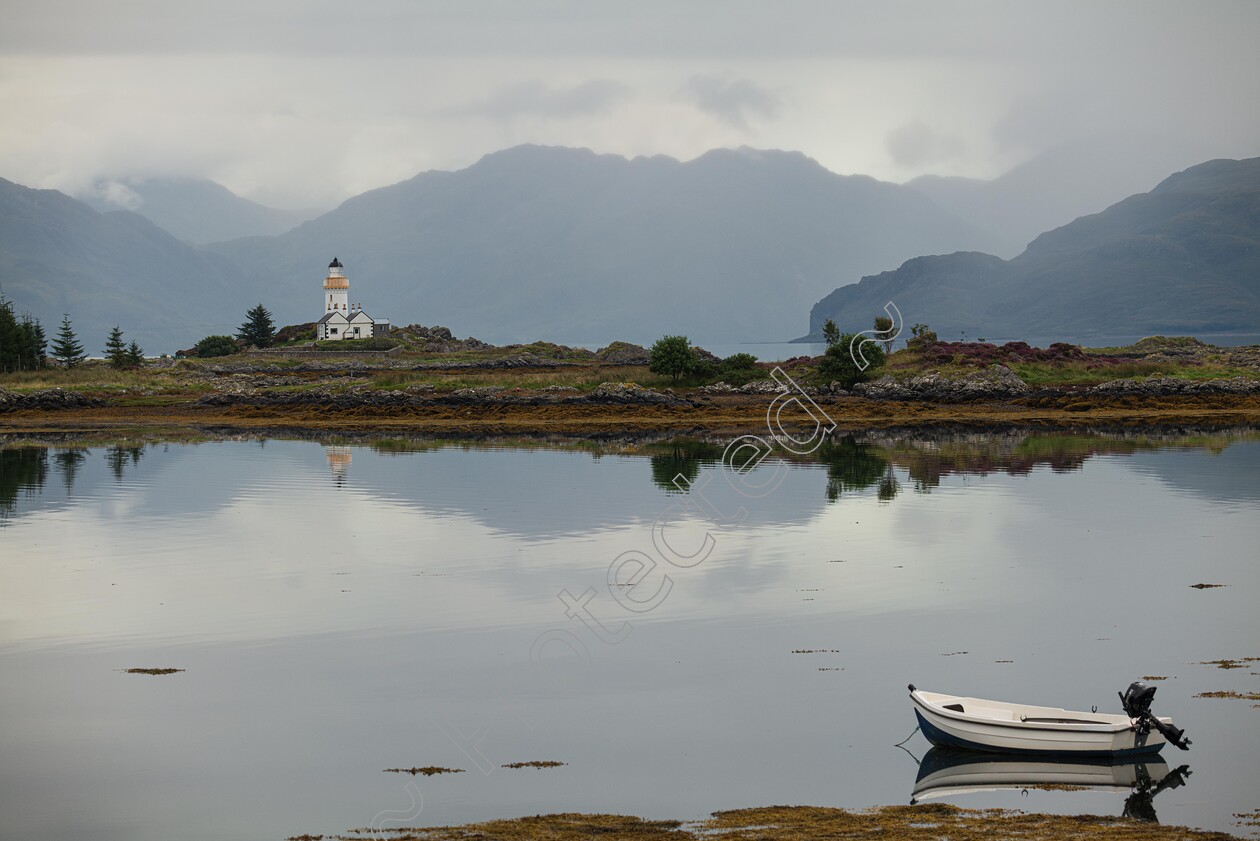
[315,257,390,340]
[324,257,350,314]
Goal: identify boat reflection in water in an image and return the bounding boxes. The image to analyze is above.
[911,747,1191,822]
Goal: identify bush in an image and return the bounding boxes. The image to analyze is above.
[718,353,762,385]
[194,335,241,358]
[818,333,885,388]
[908,323,938,349]
[649,335,696,382]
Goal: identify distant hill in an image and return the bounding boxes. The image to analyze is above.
[209,145,992,345]
[80,177,317,245]
[804,157,1260,342]
[906,138,1200,259]
[0,177,247,353]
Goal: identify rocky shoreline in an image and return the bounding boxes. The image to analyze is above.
[6,368,1260,415]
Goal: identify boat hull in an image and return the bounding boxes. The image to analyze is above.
[911,688,1169,757]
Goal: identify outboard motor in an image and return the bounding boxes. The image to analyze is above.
[1120,681,1191,751]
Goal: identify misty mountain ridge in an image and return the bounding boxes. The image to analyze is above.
[0,176,246,352]
[805,156,1260,341]
[4,144,1253,355]
[206,143,993,345]
[905,136,1205,258]
[79,177,320,246]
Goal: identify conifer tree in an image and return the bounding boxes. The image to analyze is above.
[237,303,276,349]
[104,326,128,368]
[125,340,145,368]
[50,314,86,368]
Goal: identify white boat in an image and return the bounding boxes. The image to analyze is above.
[911,747,1169,803]
[908,683,1190,757]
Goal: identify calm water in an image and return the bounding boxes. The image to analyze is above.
[1,431,1258,840]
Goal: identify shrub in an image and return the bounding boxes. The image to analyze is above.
[194,335,241,358]
[818,333,885,388]
[648,335,696,382]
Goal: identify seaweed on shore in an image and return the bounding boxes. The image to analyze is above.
[124,668,184,675]
[329,803,1247,840]
[501,761,567,769]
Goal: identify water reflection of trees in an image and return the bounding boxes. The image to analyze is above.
[0,448,48,517]
[643,431,1258,506]
[817,437,897,503]
[104,444,144,481]
[649,440,724,493]
[54,449,87,494]
[1,444,147,517]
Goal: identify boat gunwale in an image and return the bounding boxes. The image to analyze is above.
[910,689,1137,734]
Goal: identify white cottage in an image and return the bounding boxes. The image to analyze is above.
[316,257,390,340]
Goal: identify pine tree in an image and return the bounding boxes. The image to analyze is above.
[0,297,17,372]
[104,326,127,368]
[21,316,47,368]
[237,303,276,349]
[125,340,145,368]
[50,313,86,368]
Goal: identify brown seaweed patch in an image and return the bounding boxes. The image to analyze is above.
[383,767,464,776]
[1195,691,1260,700]
[1190,583,1226,589]
[1143,676,1169,681]
[1199,658,1260,670]
[330,803,1248,840]
[501,761,567,769]
[1028,784,1091,791]
[792,649,841,654]
[1235,809,1260,828]
[125,667,184,675]
[339,813,683,839]
[940,651,969,656]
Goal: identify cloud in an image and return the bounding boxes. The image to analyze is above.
[885,121,966,169]
[87,179,144,210]
[450,79,631,122]
[683,73,780,130]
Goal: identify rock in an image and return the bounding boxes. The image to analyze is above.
[740,379,786,394]
[0,387,104,413]
[584,382,682,405]
[452,386,506,399]
[594,341,650,365]
[854,364,1030,402]
[698,382,737,394]
[1089,375,1260,396]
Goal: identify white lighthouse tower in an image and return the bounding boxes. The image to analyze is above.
[324,257,349,314]
[316,257,388,340]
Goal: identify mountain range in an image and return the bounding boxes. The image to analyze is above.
[79,178,319,246]
[208,145,991,347]
[0,177,246,353]
[803,157,1260,342]
[2,145,1257,355]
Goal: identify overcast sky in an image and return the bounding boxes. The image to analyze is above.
[2,0,1258,209]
